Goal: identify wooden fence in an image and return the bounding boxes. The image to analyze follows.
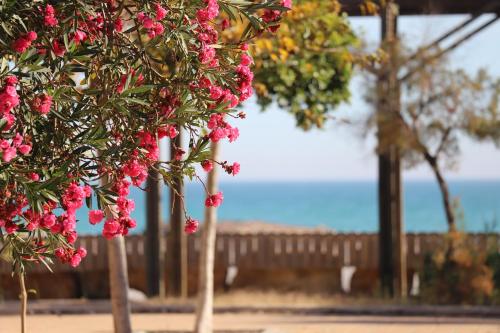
[2,232,498,274]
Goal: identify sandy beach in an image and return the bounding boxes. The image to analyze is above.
[2,312,500,333]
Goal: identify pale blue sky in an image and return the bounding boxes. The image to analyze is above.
[214,15,500,181]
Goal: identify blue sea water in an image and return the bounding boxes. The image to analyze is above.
[75,180,500,235]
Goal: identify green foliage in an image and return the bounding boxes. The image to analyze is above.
[251,0,359,129]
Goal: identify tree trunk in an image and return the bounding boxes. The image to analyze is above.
[107,236,132,333]
[194,141,220,333]
[427,157,455,232]
[18,273,27,333]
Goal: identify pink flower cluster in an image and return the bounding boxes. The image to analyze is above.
[102,178,137,239]
[195,1,220,68]
[158,125,179,139]
[43,5,58,27]
[137,130,160,161]
[262,0,292,32]
[184,217,199,234]
[223,162,240,176]
[0,76,19,131]
[205,191,223,207]
[11,31,37,53]
[32,94,53,115]
[0,192,27,234]
[235,54,254,102]
[201,160,213,172]
[55,246,87,267]
[0,182,94,267]
[117,69,144,94]
[207,113,239,143]
[137,3,168,39]
[52,40,66,57]
[197,0,219,23]
[1,133,32,162]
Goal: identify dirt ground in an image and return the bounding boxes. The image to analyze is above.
[1,313,500,333]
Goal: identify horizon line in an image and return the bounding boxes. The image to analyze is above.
[199,178,500,183]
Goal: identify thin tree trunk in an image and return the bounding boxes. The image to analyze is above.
[107,236,132,333]
[18,273,27,333]
[427,157,455,232]
[194,142,220,333]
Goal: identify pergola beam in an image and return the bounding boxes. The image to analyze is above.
[341,0,500,17]
[400,15,499,83]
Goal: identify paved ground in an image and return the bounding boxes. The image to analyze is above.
[1,313,500,333]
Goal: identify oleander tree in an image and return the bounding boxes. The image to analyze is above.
[0,0,287,332]
[236,0,360,129]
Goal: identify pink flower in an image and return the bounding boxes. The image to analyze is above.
[29,173,40,181]
[89,210,104,225]
[155,3,168,20]
[153,22,165,36]
[174,148,185,161]
[205,191,224,207]
[227,126,239,142]
[66,231,77,244]
[5,76,18,85]
[117,197,135,215]
[0,140,9,150]
[103,219,121,239]
[196,0,219,22]
[209,86,223,100]
[18,144,32,155]
[184,218,199,234]
[26,31,37,41]
[77,247,87,258]
[240,54,253,66]
[142,16,154,29]
[83,185,92,197]
[207,113,223,129]
[52,40,66,57]
[201,160,213,172]
[199,45,216,64]
[208,127,227,142]
[70,253,82,267]
[241,43,249,51]
[122,159,144,178]
[2,147,16,162]
[11,32,37,53]
[114,18,123,32]
[158,125,179,139]
[12,133,23,147]
[282,0,292,9]
[61,182,85,212]
[232,162,240,176]
[44,5,58,27]
[1,114,16,130]
[73,30,87,44]
[221,18,230,30]
[41,213,56,228]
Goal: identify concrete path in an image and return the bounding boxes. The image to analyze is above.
[1,313,500,333]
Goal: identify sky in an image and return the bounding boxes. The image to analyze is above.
[203,14,500,182]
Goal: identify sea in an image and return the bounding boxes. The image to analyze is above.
[75,180,500,235]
